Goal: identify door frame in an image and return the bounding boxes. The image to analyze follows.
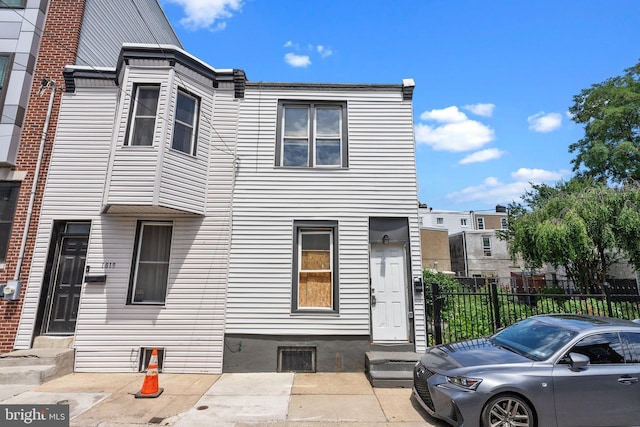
[34,221,90,339]
[369,242,410,342]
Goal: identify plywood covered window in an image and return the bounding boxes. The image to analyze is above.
[292,221,338,312]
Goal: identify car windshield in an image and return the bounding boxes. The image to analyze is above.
[490,318,578,361]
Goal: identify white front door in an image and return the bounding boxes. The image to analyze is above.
[370,245,408,341]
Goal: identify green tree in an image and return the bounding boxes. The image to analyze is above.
[568,61,640,183]
[499,177,640,293]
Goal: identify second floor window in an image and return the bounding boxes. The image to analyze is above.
[501,218,508,229]
[477,217,485,230]
[276,101,348,168]
[171,89,199,155]
[0,0,25,6]
[483,236,491,256]
[0,55,11,109]
[461,218,468,227]
[436,217,444,225]
[127,84,160,146]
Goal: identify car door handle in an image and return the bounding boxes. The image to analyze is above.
[618,376,639,385]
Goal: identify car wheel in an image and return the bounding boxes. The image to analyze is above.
[481,393,535,427]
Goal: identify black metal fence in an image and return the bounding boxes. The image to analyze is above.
[425,278,640,345]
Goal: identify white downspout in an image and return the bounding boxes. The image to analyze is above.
[14,78,56,282]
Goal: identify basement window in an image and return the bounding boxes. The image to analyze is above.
[278,346,316,373]
[138,347,165,373]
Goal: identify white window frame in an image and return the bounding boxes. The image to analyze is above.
[292,221,339,313]
[501,218,508,229]
[171,88,199,155]
[129,221,172,305]
[126,84,160,147]
[482,236,492,257]
[276,101,348,168]
[477,217,485,230]
[436,217,444,225]
[461,218,468,227]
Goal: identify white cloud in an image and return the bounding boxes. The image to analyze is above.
[164,0,242,31]
[284,52,311,68]
[528,111,562,132]
[511,168,566,182]
[463,103,495,117]
[459,148,504,165]
[447,168,570,205]
[317,45,333,58]
[420,106,467,123]
[415,106,495,152]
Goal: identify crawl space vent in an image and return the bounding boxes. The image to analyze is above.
[139,347,165,373]
[278,346,316,372]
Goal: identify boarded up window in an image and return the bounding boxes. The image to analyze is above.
[298,231,332,308]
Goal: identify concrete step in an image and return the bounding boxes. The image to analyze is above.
[0,365,63,385]
[365,351,421,388]
[0,348,74,385]
[33,335,74,349]
[0,348,74,367]
[367,370,414,388]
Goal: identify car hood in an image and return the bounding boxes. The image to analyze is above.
[420,338,532,372]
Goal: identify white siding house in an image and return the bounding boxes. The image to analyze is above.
[15,44,424,373]
[224,81,426,372]
[14,45,242,373]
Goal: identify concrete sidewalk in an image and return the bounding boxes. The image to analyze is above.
[0,372,448,426]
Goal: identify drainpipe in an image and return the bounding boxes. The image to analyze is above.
[14,79,56,282]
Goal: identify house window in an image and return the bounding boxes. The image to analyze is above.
[501,218,508,229]
[0,182,20,263]
[129,221,172,304]
[126,84,160,147]
[482,236,491,256]
[171,89,199,155]
[477,217,485,230]
[0,55,12,108]
[0,0,25,7]
[276,101,348,168]
[436,217,444,225]
[292,220,339,312]
[460,218,467,227]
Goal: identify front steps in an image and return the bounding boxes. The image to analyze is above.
[0,336,74,385]
[365,351,421,388]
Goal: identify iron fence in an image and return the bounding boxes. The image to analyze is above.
[425,278,640,345]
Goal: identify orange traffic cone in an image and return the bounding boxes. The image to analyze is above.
[135,348,164,398]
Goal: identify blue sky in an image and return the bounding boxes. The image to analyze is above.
[159,0,640,211]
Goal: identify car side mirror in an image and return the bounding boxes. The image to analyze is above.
[568,352,590,371]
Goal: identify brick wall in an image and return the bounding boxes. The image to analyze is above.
[0,0,86,353]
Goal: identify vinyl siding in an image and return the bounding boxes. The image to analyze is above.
[15,72,236,372]
[227,86,426,351]
[76,0,181,68]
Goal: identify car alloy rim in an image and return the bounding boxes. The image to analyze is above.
[488,397,531,427]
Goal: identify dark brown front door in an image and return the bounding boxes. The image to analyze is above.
[45,236,88,334]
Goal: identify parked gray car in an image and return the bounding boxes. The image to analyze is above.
[413,314,640,427]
